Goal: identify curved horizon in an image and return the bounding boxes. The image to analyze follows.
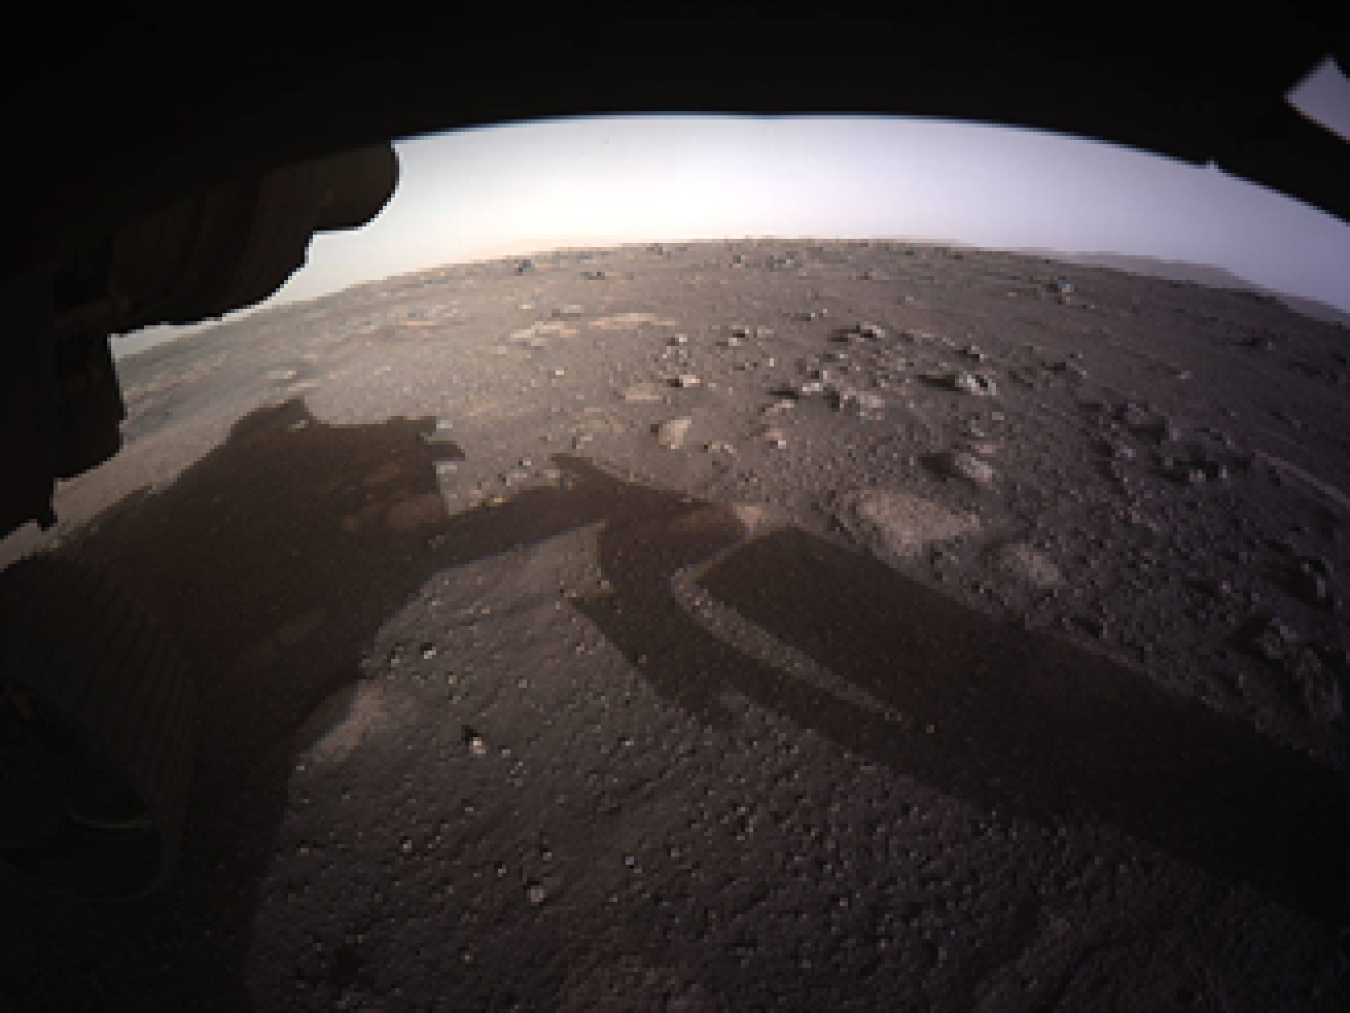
[115,64,1350,358]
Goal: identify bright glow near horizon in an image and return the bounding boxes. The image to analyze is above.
[118,59,1350,358]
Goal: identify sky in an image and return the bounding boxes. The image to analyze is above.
[115,56,1350,359]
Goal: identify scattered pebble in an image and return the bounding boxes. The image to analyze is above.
[656,417,694,450]
[951,371,998,397]
[937,450,996,486]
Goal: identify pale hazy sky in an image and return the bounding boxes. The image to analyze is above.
[117,57,1349,358]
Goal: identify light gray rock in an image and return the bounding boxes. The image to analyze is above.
[940,450,996,486]
[989,542,1063,589]
[952,371,998,397]
[843,489,981,559]
[656,417,694,450]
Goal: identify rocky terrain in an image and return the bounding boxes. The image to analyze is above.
[1,238,1346,1010]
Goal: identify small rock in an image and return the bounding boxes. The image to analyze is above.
[759,428,788,449]
[1245,615,1300,666]
[951,371,998,397]
[1295,556,1337,610]
[516,258,534,274]
[798,380,826,396]
[583,270,607,280]
[465,729,488,757]
[961,345,987,362]
[674,374,702,388]
[1118,401,1152,429]
[990,543,1062,589]
[857,322,887,340]
[833,389,885,417]
[656,417,694,450]
[705,441,737,455]
[526,883,548,905]
[265,368,298,381]
[939,451,996,486]
[1056,360,1089,380]
[669,333,689,346]
[761,399,797,415]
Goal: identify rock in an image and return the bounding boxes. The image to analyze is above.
[938,451,996,486]
[553,305,584,318]
[960,345,987,362]
[759,428,788,449]
[1118,401,1153,428]
[798,380,826,396]
[989,543,1062,589]
[465,728,488,757]
[669,333,688,346]
[656,417,693,449]
[1097,438,1136,461]
[1289,647,1345,725]
[705,441,737,455]
[843,490,981,559]
[951,371,998,397]
[265,368,297,381]
[761,399,796,415]
[1244,615,1300,666]
[674,374,702,388]
[1295,556,1338,610]
[516,258,534,274]
[1056,360,1089,380]
[1052,277,1074,294]
[526,882,548,905]
[857,322,887,340]
[583,270,607,280]
[833,389,885,417]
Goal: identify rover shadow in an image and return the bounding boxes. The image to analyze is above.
[0,397,481,1009]
[0,398,1342,1008]
[410,449,1345,924]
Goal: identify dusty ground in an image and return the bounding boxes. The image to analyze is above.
[1,238,1346,1010]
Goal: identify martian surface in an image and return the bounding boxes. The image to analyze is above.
[0,238,1346,1010]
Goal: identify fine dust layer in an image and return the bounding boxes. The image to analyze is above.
[1,239,1346,1010]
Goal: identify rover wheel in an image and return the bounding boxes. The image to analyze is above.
[0,556,194,901]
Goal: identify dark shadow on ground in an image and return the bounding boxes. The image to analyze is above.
[1,397,1343,1008]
